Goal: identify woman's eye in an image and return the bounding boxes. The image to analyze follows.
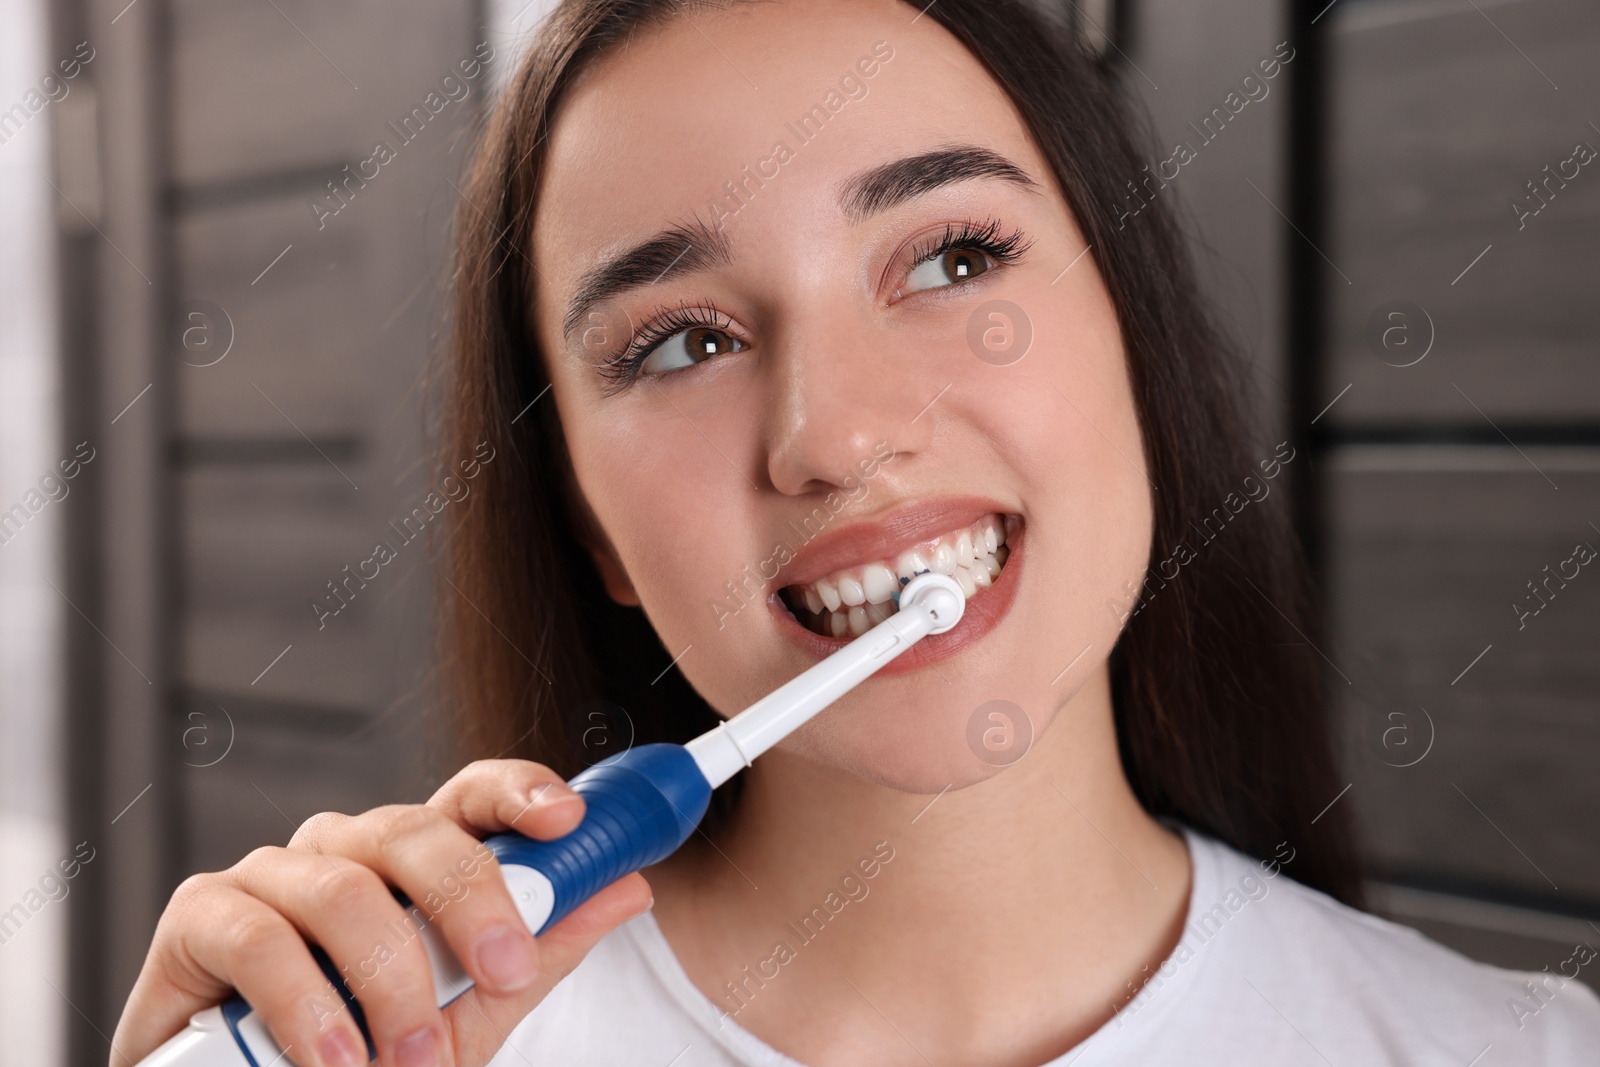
[638,325,744,375]
[903,247,992,295]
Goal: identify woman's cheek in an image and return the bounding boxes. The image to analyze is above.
[615,476,768,673]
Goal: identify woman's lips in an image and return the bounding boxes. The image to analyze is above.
[779,514,1009,637]
[769,515,1025,675]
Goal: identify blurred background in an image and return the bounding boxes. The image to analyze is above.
[0,0,1595,1062]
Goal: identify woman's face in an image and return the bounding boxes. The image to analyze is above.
[531,0,1152,792]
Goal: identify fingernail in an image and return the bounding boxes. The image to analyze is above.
[476,923,539,992]
[533,784,580,808]
[542,796,584,820]
[317,1028,364,1067]
[394,1026,442,1067]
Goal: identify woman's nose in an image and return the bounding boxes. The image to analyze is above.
[762,309,934,498]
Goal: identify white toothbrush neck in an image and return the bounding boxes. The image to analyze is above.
[685,572,964,788]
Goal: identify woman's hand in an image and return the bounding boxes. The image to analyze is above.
[111,759,654,1067]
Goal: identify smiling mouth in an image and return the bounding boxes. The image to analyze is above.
[777,514,1013,638]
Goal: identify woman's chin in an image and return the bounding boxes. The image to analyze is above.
[793,727,1024,797]
[856,760,1008,797]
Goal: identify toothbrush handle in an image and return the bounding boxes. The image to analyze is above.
[485,742,714,935]
[136,744,713,1066]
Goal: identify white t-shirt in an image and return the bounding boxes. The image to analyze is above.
[497,826,1600,1064]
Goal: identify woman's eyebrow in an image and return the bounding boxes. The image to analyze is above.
[837,143,1041,222]
[563,216,732,338]
[562,145,1036,339]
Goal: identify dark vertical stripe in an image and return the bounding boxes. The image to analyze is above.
[1286,0,1331,588]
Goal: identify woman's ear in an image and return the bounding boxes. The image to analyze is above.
[586,537,641,607]
[564,462,641,607]
[549,412,641,606]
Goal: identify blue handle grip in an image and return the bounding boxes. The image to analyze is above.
[485,743,714,933]
[208,744,712,1065]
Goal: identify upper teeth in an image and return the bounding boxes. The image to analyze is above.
[785,515,1011,638]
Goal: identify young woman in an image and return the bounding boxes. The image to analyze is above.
[115,1,1600,1064]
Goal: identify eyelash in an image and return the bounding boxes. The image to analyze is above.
[598,299,736,391]
[598,217,1033,390]
[898,216,1034,294]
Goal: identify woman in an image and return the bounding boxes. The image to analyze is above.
[115,0,1600,1064]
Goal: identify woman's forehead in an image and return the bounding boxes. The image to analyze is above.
[531,0,1037,277]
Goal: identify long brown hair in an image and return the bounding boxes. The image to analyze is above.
[437,0,1361,904]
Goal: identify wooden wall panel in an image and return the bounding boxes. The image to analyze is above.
[173,194,378,438]
[1328,450,1600,901]
[163,0,483,884]
[179,464,398,711]
[1326,0,1600,424]
[177,692,416,876]
[169,0,472,187]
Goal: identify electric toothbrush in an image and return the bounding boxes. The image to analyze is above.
[137,571,966,1066]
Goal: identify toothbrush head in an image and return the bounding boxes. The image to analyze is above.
[898,572,966,635]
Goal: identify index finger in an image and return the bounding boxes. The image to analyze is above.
[427,759,587,842]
